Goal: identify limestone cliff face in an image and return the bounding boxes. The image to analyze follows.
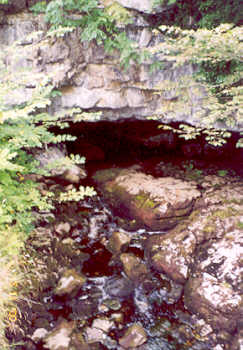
[0,1,241,132]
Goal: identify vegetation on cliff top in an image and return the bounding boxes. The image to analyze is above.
[30,0,242,144]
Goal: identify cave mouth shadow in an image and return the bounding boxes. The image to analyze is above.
[60,118,243,177]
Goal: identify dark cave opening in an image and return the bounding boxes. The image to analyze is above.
[57,118,243,177]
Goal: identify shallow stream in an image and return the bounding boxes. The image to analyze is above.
[6,121,243,349]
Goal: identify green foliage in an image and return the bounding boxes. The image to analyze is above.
[197,0,241,29]
[151,24,242,138]
[59,185,97,202]
[0,0,8,4]
[217,170,228,177]
[104,1,132,26]
[236,137,243,148]
[0,38,100,261]
[158,123,233,146]
[30,0,46,13]
[237,221,243,230]
[31,0,148,69]
[0,87,57,241]
[182,161,203,181]
[149,60,165,73]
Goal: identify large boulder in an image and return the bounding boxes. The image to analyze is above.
[145,178,243,333]
[184,228,243,332]
[93,168,200,230]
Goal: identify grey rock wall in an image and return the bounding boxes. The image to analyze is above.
[0,6,241,132]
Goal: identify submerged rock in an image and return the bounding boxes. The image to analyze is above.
[93,168,200,230]
[105,275,134,298]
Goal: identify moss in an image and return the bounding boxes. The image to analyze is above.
[236,221,243,230]
[203,224,216,234]
[134,192,157,209]
[212,207,237,220]
[223,198,243,206]
[188,209,200,222]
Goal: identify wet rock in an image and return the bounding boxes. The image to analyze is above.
[31,328,48,343]
[184,228,243,332]
[69,297,99,319]
[43,320,75,350]
[55,222,71,236]
[24,339,37,350]
[93,168,200,230]
[144,179,243,338]
[111,312,124,323]
[139,28,152,47]
[54,269,86,297]
[33,318,51,330]
[120,253,148,284]
[119,323,147,348]
[92,318,114,333]
[165,279,184,304]
[85,327,105,343]
[107,231,131,253]
[145,230,196,284]
[70,333,90,350]
[105,276,134,298]
[102,298,122,311]
[146,180,243,284]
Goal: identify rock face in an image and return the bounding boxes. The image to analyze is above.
[184,229,242,332]
[93,168,200,230]
[145,179,243,332]
[1,7,241,131]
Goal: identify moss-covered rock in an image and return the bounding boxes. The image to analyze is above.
[93,168,201,230]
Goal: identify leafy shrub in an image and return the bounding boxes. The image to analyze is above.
[31,0,148,69]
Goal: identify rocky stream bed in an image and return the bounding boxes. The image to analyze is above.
[5,124,243,350]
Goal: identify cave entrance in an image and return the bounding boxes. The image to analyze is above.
[60,118,242,177]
